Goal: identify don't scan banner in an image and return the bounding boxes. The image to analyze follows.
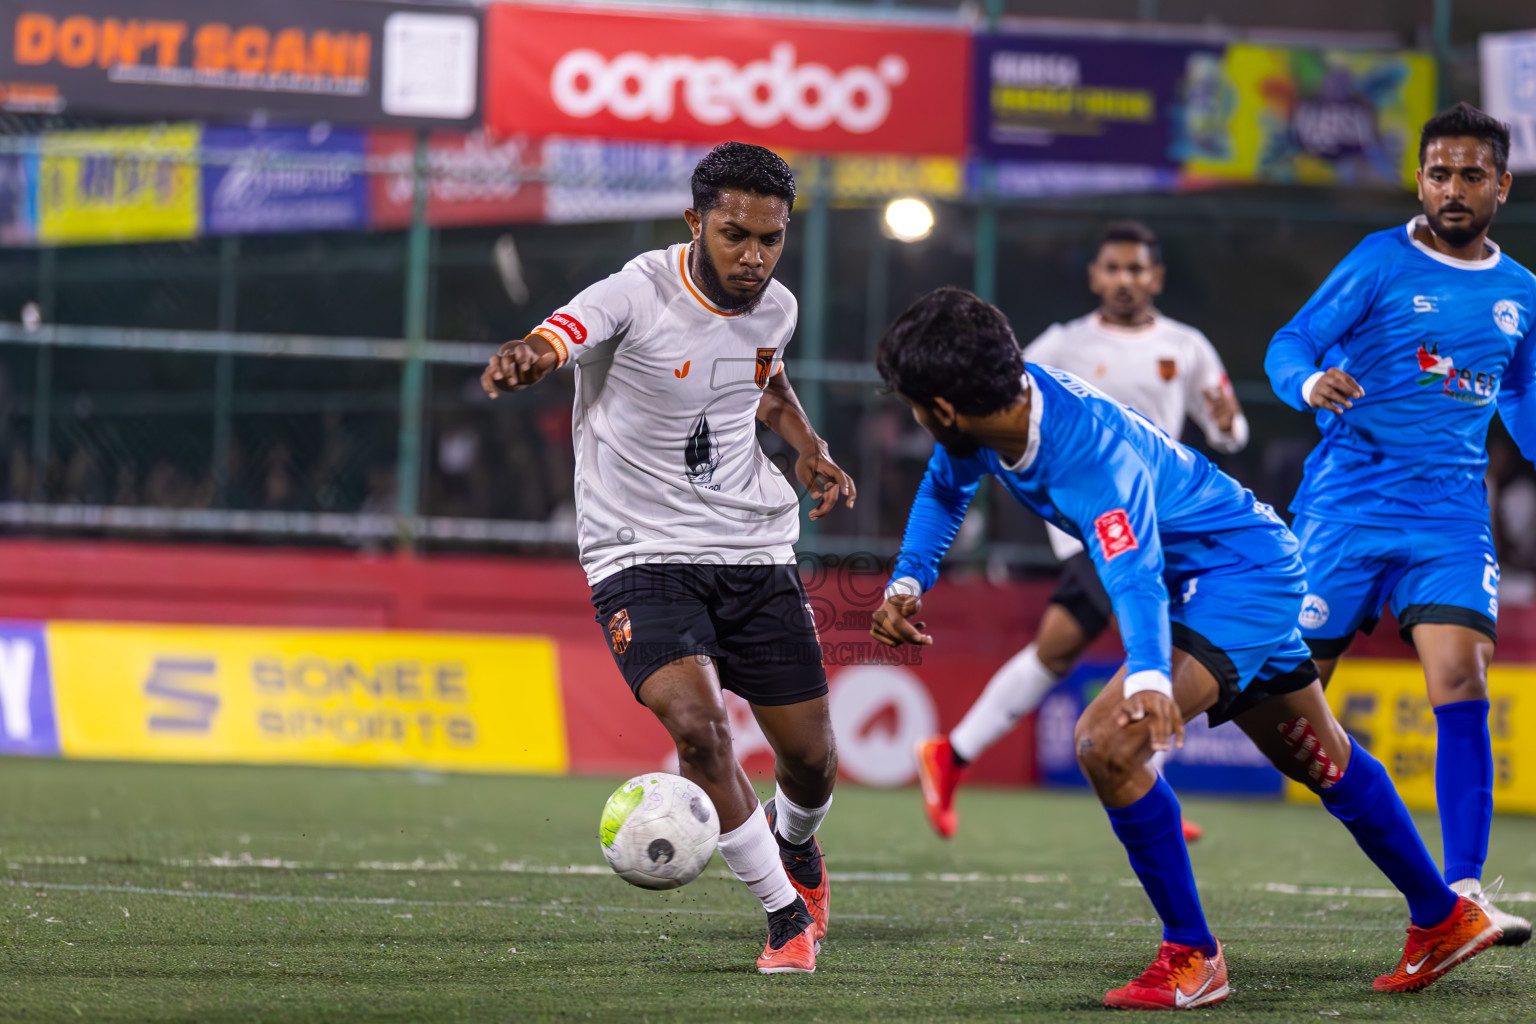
[0,619,567,774]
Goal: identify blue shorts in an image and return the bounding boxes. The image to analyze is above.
[1292,513,1499,659]
[1167,553,1318,726]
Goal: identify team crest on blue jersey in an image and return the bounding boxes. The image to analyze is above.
[1493,299,1522,336]
[1414,343,1497,406]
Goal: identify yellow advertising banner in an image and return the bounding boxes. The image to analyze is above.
[1290,660,1536,813]
[48,622,567,775]
[38,124,201,244]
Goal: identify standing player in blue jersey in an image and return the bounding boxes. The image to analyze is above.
[1267,103,1536,945]
[871,287,1501,1009]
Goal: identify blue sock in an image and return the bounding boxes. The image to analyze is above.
[1319,738,1457,928]
[1434,700,1492,885]
[1105,774,1215,954]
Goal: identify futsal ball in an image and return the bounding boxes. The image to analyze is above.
[599,772,720,890]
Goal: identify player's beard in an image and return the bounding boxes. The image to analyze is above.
[691,242,770,314]
[1425,200,1494,250]
[931,421,980,459]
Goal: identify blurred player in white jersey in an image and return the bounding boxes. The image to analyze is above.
[482,143,854,974]
[915,221,1248,840]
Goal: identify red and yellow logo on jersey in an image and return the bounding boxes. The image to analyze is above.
[1094,509,1139,560]
[547,312,587,345]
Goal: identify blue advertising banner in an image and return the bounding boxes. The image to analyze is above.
[1035,660,1283,797]
[202,124,368,236]
[0,620,59,757]
[972,34,1222,167]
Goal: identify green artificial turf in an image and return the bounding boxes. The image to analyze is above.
[1,759,1532,1022]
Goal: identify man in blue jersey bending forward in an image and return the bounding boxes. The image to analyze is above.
[1267,103,1536,944]
[871,287,1500,1010]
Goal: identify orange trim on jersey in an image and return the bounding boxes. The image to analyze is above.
[678,244,746,318]
[529,327,568,367]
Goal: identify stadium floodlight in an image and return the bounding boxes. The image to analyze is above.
[883,197,934,243]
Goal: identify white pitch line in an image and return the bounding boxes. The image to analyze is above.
[9,855,1536,902]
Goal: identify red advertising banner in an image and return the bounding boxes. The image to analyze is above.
[369,129,544,228]
[484,4,970,157]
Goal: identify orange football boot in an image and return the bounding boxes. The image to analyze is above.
[1104,940,1229,1010]
[915,735,962,839]
[764,799,829,944]
[1181,818,1203,843]
[1374,895,1502,992]
[756,899,816,975]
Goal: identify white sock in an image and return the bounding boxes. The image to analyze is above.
[950,643,1060,763]
[773,784,831,846]
[717,805,798,913]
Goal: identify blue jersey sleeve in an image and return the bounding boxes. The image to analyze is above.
[1045,444,1170,677]
[1266,239,1385,411]
[889,444,985,592]
[1498,318,1536,463]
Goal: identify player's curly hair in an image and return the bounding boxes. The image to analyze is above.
[875,287,1025,417]
[691,142,796,215]
[1420,102,1511,174]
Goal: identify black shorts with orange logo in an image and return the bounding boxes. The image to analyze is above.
[589,564,828,707]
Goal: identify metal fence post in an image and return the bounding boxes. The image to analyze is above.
[395,131,432,547]
[799,158,830,535]
[212,235,239,507]
[29,246,55,502]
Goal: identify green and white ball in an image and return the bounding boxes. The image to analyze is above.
[599,773,719,890]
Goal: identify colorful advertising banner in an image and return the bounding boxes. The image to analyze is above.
[1181,44,1436,190]
[46,621,568,774]
[203,124,367,236]
[369,129,544,229]
[973,34,1221,167]
[484,4,971,156]
[37,122,199,244]
[0,620,59,757]
[1293,660,1536,814]
[1479,31,1536,173]
[1036,661,1285,797]
[0,0,480,127]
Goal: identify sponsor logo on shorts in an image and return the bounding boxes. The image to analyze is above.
[1299,593,1329,630]
[607,609,632,654]
[1493,299,1522,337]
[547,312,587,344]
[1093,509,1138,560]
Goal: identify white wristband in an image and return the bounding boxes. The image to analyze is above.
[1301,371,1325,408]
[885,576,923,601]
[1123,670,1174,701]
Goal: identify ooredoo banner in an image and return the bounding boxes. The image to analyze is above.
[484,4,970,156]
[0,0,481,127]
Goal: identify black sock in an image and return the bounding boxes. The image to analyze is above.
[951,745,970,769]
[766,898,811,949]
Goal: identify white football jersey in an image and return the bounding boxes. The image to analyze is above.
[1023,312,1249,560]
[531,243,800,585]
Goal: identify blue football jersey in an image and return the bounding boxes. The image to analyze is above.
[888,366,1296,679]
[1266,216,1536,525]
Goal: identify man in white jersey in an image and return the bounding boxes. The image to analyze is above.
[482,143,854,975]
[914,221,1248,839]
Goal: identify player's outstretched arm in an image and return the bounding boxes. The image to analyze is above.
[870,593,932,648]
[482,334,558,398]
[757,368,856,521]
[1496,323,1536,462]
[1266,238,1381,411]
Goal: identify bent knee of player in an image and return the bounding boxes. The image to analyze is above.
[1074,717,1145,785]
[669,709,735,771]
[1274,712,1350,792]
[1426,668,1489,706]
